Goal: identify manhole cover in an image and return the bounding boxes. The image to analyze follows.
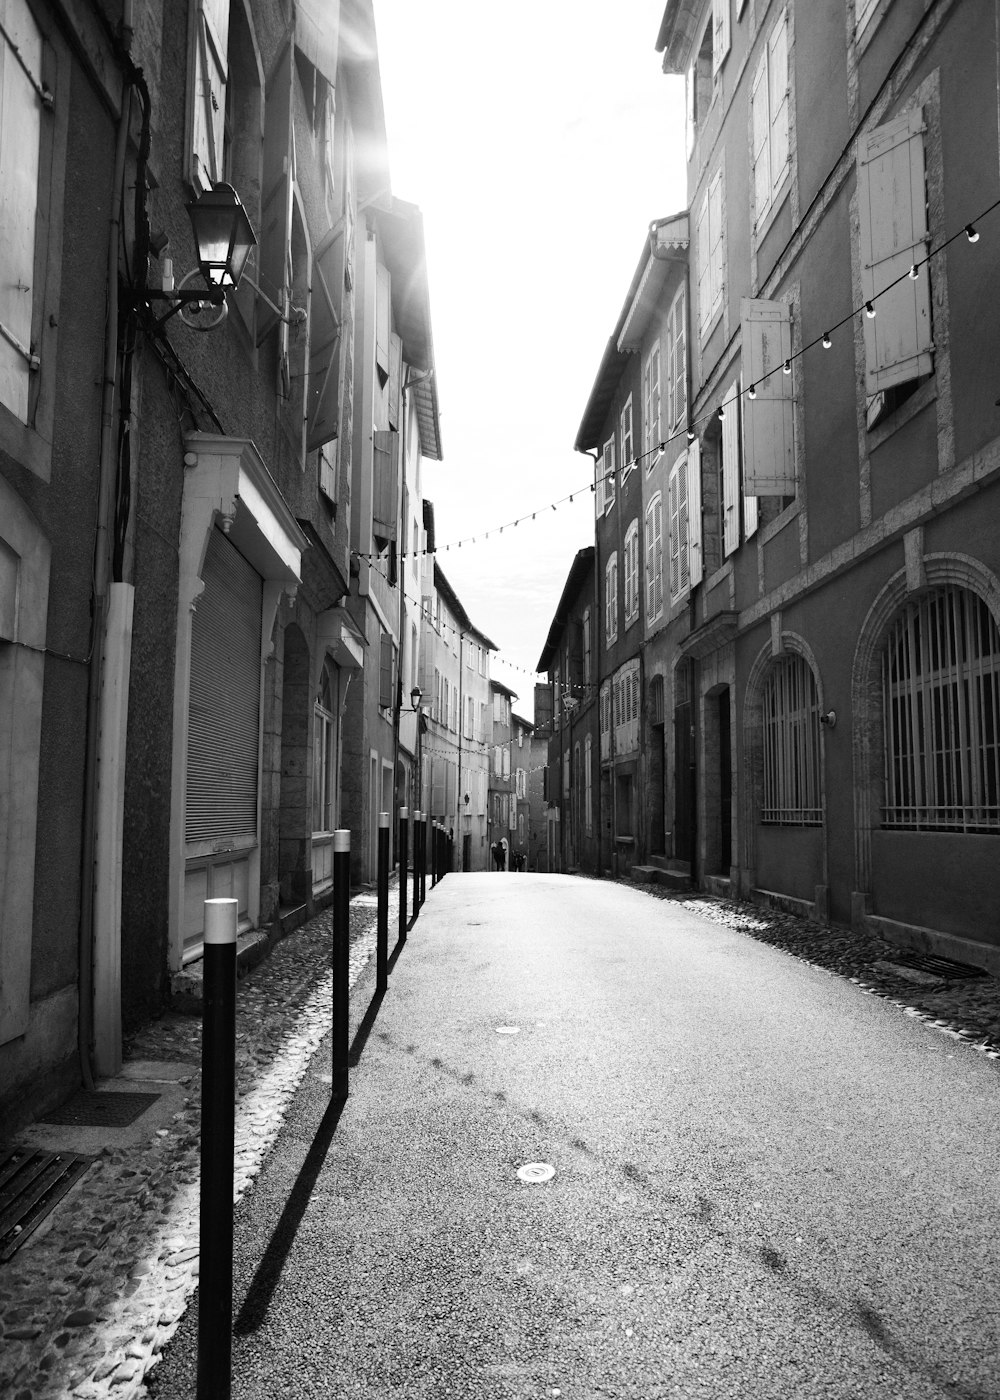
[517,1162,555,1184]
[0,1148,94,1262]
[495,1026,520,1035]
[40,1091,160,1127]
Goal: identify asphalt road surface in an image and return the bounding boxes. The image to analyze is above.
[147,874,1000,1400]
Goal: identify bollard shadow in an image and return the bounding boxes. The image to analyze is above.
[233,1092,347,1336]
[348,989,385,1067]
[387,938,406,974]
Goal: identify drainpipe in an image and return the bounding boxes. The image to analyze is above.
[79,21,137,1088]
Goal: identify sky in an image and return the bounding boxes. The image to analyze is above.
[371,1,687,718]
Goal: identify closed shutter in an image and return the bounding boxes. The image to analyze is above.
[375,262,391,386]
[186,528,262,844]
[379,630,393,708]
[722,379,741,557]
[0,0,42,422]
[257,43,294,343]
[307,225,344,451]
[372,429,398,543]
[688,442,703,587]
[388,332,403,429]
[187,0,229,194]
[750,48,770,219]
[696,189,710,335]
[741,298,795,494]
[857,108,933,394]
[713,0,731,74]
[768,14,789,196]
[708,169,725,325]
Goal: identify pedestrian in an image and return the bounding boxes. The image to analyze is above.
[500,837,508,871]
[492,841,503,871]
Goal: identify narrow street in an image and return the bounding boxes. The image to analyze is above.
[146,874,1000,1400]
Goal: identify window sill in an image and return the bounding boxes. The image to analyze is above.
[866,377,937,451]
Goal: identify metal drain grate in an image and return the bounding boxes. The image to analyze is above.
[40,1090,161,1127]
[0,1147,94,1262]
[887,950,988,981]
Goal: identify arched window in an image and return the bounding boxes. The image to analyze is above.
[313,665,335,835]
[762,654,822,824]
[882,586,1000,831]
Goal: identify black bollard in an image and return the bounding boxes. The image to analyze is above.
[422,813,430,904]
[332,829,351,1100]
[412,810,422,916]
[398,806,409,940]
[197,898,238,1400]
[377,812,389,994]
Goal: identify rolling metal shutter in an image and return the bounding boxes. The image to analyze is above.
[185,527,262,844]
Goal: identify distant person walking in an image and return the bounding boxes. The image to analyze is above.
[492,841,504,871]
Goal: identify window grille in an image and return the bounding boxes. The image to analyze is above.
[762,654,823,824]
[882,587,1000,832]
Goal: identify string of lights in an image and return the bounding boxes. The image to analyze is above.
[352,194,997,561]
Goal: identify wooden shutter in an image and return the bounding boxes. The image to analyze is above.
[741,298,795,494]
[307,226,344,451]
[605,438,616,513]
[670,287,686,428]
[375,262,391,387]
[696,189,710,335]
[708,169,725,325]
[768,14,789,196]
[186,529,262,844]
[688,442,703,587]
[257,43,294,343]
[750,48,770,220]
[188,0,229,194]
[686,64,696,157]
[372,428,398,544]
[379,630,393,709]
[713,0,731,74]
[857,108,933,394]
[0,1,42,421]
[388,332,403,429]
[722,379,741,557]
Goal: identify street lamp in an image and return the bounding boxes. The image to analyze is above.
[410,687,424,814]
[149,182,257,331]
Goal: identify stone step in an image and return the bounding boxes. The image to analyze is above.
[630,865,692,891]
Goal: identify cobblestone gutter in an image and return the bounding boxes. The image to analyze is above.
[0,890,395,1400]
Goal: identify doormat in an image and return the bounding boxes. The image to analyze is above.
[40,1090,161,1127]
[0,1147,94,1262]
[887,950,988,981]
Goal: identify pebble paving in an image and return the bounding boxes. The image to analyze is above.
[0,886,396,1400]
[1,876,998,1400]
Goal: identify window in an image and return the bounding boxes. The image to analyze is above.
[605,552,619,645]
[600,680,612,761]
[562,747,570,799]
[750,9,790,230]
[620,397,635,480]
[465,696,474,739]
[313,666,336,834]
[857,108,933,417]
[741,298,795,495]
[762,655,822,824]
[665,286,687,432]
[668,457,690,602]
[882,588,1000,832]
[645,494,664,625]
[0,0,45,425]
[378,631,394,709]
[643,343,662,466]
[686,20,715,157]
[624,520,640,628]
[614,660,641,754]
[600,435,617,514]
[582,607,592,684]
[696,168,726,338]
[502,747,510,779]
[720,377,755,556]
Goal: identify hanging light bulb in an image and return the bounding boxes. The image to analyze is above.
[569,494,574,503]
[908,263,919,280]
[748,383,757,400]
[966,223,979,243]
[717,404,725,420]
[687,427,696,442]
[865,301,876,318]
[822,331,832,349]
[782,359,792,375]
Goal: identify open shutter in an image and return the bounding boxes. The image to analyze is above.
[688,443,703,587]
[750,49,770,221]
[307,225,344,450]
[857,108,933,394]
[696,190,710,335]
[722,379,741,557]
[187,0,229,194]
[378,630,393,709]
[768,13,789,196]
[257,43,294,343]
[604,439,616,514]
[712,0,731,74]
[708,169,725,325]
[0,1,42,422]
[375,262,391,387]
[741,298,795,494]
[686,63,696,157]
[372,428,399,544]
[388,332,402,429]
